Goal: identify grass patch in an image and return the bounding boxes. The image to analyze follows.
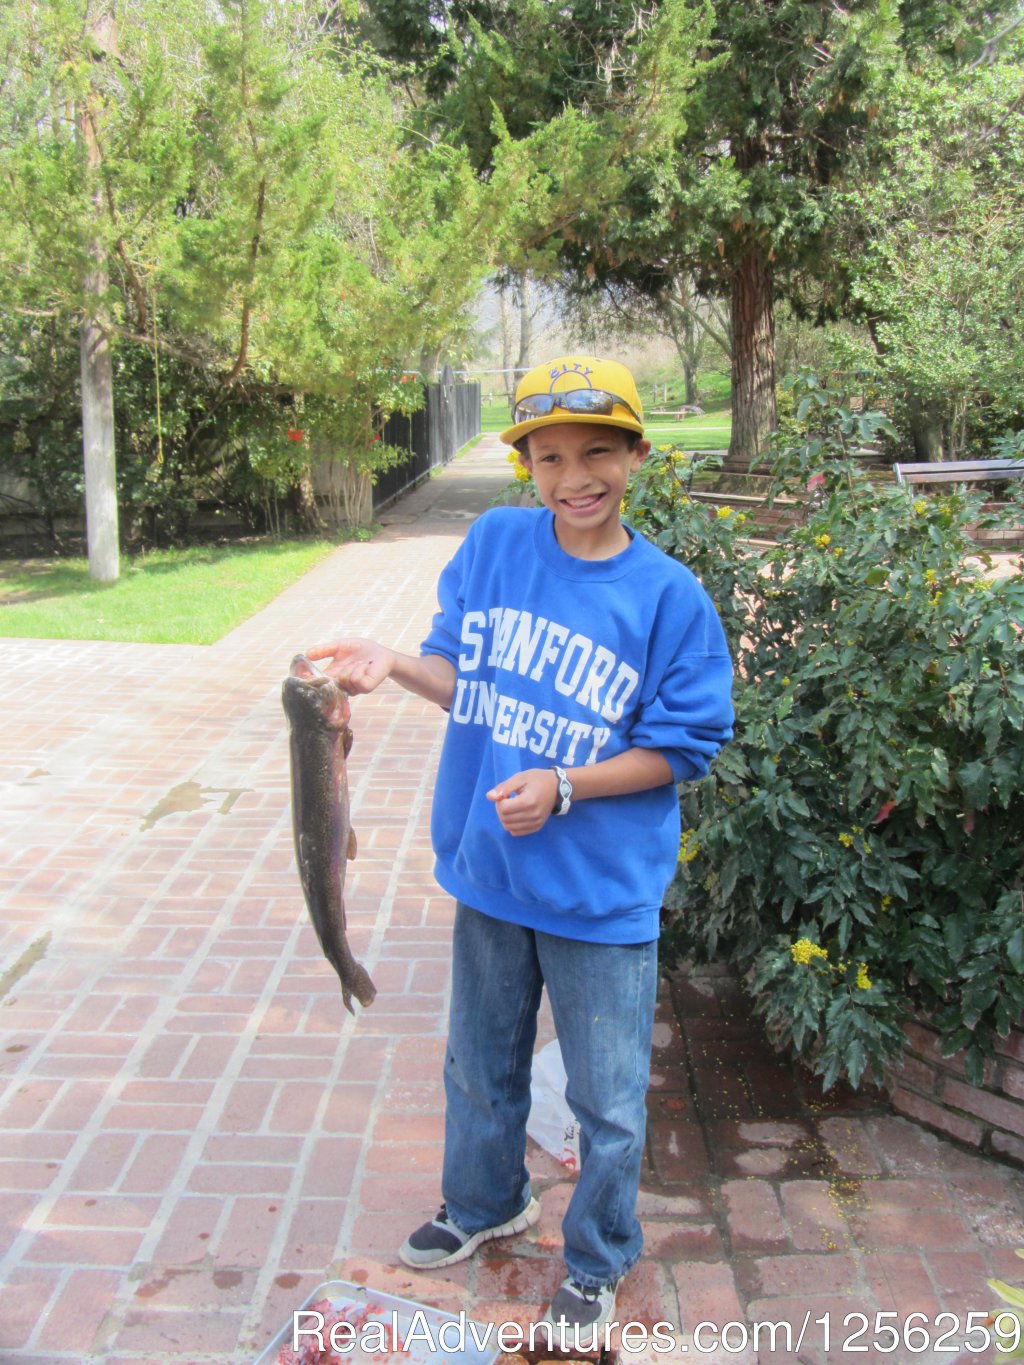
[645,414,730,452]
[0,538,340,644]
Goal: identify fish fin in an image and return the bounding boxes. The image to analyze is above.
[354,964,377,1007]
[337,958,376,1013]
[347,827,357,860]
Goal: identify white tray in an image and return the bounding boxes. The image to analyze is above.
[254,1279,502,1365]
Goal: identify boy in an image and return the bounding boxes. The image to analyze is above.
[308,355,733,1341]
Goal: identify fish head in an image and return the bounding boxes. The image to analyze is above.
[282,655,352,731]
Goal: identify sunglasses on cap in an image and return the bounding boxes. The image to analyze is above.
[512,388,641,425]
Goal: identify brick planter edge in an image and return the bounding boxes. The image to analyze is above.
[885,1017,1024,1168]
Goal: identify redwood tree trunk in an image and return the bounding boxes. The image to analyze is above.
[727,240,777,471]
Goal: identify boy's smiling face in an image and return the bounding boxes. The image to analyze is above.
[519,421,650,560]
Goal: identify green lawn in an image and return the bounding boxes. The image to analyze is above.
[0,538,339,644]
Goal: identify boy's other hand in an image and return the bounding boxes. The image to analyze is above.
[306,638,396,694]
[486,769,560,836]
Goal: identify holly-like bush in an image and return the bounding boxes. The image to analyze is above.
[628,374,1024,1088]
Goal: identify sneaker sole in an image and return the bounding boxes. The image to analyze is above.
[399,1196,541,1269]
[541,1285,619,1348]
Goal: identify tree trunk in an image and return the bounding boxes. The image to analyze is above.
[516,269,531,377]
[79,9,119,582]
[682,331,698,407]
[419,344,441,382]
[727,240,777,471]
[80,315,118,579]
[499,282,515,407]
[672,301,700,406]
[292,472,325,532]
[908,396,944,462]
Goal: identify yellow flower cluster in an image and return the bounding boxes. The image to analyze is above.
[913,498,928,515]
[838,824,865,849]
[815,534,831,549]
[716,505,733,518]
[835,959,873,990]
[791,938,829,965]
[506,451,531,485]
[791,939,873,990]
[679,829,700,864]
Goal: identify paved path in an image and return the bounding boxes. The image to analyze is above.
[0,436,1021,1364]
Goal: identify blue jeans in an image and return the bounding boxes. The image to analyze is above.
[441,902,658,1289]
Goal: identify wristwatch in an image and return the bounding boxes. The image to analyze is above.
[552,766,573,816]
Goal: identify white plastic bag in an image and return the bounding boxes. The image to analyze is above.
[527,1038,581,1170]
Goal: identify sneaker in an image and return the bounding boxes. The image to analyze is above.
[399,1196,541,1269]
[541,1276,619,1350]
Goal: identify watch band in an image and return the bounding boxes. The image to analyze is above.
[552,766,573,816]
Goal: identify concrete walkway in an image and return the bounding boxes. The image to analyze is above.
[0,435,1021,1364]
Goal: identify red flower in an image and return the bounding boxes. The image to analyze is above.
[287,428,304,443]
[372,433,382,443]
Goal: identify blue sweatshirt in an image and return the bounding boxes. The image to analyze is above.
[421,506,733,944]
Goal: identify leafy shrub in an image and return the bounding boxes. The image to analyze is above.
[629,373,1024,1088]
[1,318,424,547]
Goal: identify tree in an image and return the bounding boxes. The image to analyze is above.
[0,0,500,543]
[558,273,731,405]
[371,0,1023,470]
[563,0,906,467]
[0,0,190,574]
[829,53,1024,458]
[366,0,898,466]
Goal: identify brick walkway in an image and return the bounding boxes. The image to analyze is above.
[1,435,1022,1364]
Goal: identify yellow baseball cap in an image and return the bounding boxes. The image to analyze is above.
[500,355,645,446]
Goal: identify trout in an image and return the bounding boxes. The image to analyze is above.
[282,654,376,1012]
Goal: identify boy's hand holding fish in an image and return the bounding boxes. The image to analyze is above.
[307,638,397,695]
[309,638,455,709]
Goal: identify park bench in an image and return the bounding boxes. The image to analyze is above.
[893,458,1024,486]
[893,457,1024,549]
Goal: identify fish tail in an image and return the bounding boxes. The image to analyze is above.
[341,960,377,1013]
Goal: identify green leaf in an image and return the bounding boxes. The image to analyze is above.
[988,1280,1024,1310]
